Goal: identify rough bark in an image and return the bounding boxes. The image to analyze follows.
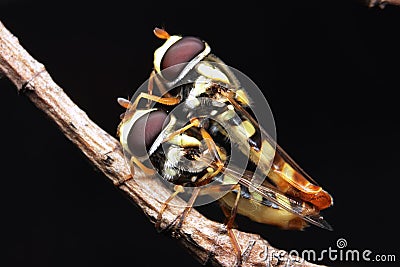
[366,0,400,8]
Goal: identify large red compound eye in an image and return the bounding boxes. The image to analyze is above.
[127,110,169,157]
[161,36,205,81]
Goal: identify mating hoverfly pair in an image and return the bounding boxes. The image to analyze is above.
[116,27,333,264]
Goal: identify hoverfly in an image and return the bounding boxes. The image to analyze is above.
[116,27,333,264]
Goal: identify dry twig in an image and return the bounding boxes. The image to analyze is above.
[0,20,325,267]
[366,0,400,8]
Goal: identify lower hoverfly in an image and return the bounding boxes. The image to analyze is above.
[116,27,333,264]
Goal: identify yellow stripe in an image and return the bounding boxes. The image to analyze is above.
[153,35,182,73]
[236,89,251,106]
[241,120,255,138]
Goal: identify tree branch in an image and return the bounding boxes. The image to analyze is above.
[366,0,400,8]
[0,20,324,267]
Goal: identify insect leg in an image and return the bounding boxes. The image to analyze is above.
[156,186,201,236]
[196,128,225,185]
[103,145,136,187]
[131,92,181,112]
[118,92,180,125]
[150,69,173,98]
[114,154,156,186]
[224,184,243,266]
[220,204,238,228]
[146,70,155,107]
[130,155,156,176]
[170,187,201,233]
[146,70,172,107]
[161,118,201,143]
[157,182,234,235]
[113,173,133,187]
[155,185,185,232]
[117,92,181,131]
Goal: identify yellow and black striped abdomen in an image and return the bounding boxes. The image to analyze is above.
[219,187,309,230]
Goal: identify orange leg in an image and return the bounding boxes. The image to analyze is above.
[224,184,243,266]
[117,92,180,125]
[114,154,156,186]
[196,128,225,185]
[156,185,185,232]
[156,185,201,236]
[108,144,135,187]
[156,181,235,234]
[129,92,180,113]
[146,71,155,108]
[206,184,243,266]
[130,155,156,176]
[117,92,180,115]
[172,187,201,232]
[162,181,233,235]
[161,118,201,143]
[151,70,173,98]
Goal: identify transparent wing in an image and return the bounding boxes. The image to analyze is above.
[221,165,333,231]
[222,91,320,186]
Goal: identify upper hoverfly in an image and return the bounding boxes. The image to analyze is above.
[116,27,333,264]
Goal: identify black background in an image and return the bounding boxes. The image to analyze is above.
[1,0,399,266]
